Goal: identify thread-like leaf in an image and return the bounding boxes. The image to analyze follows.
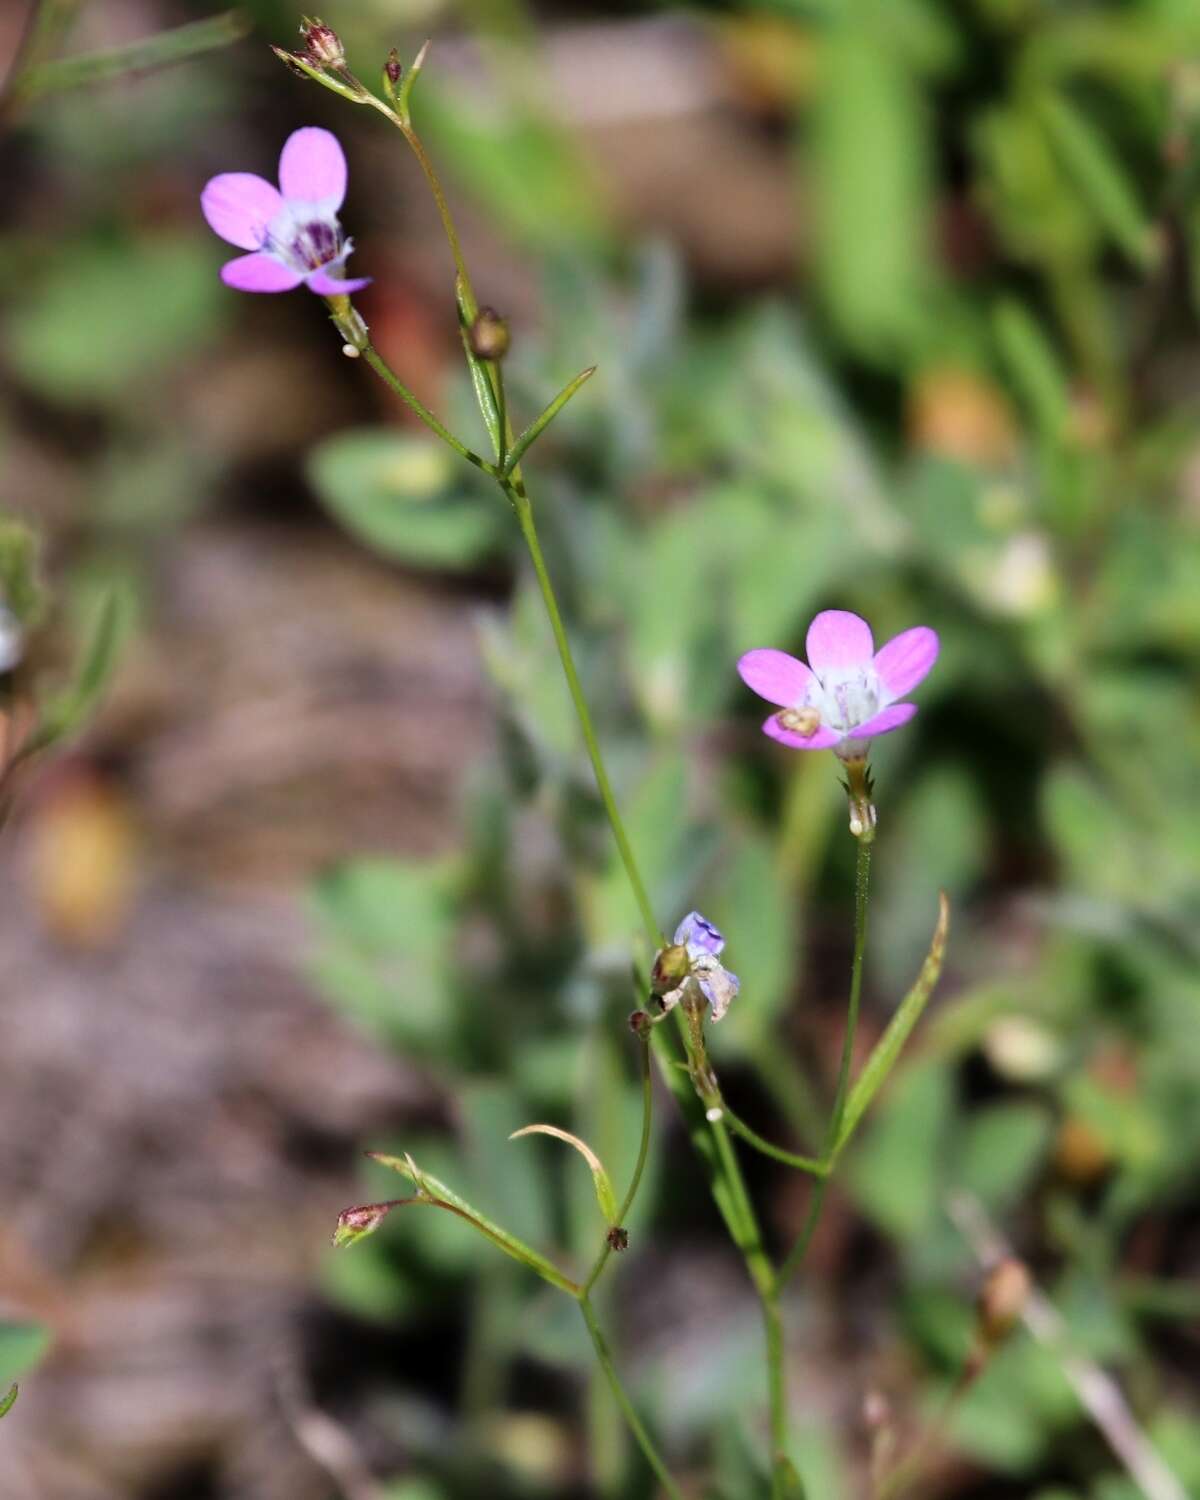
[510,1123,618,1226]
[834,892,950,1157]
[366,1152,581,1296]
[396,39,430,126]
[503,367,595,476]
[20,12,250,101]
[456,279,504,461]
[0,1384,16,1419]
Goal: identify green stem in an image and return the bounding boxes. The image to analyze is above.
[358,342,497,474]
[583,1037,654,1296]
[763,1290,788,1495]
[723,1106,828,1177]
[827,836,872,1153]
[779,835,872,1288]
[507,482,661,950]
[579,1296,685,1500]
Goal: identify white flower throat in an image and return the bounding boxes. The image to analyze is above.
[778,665,881,737]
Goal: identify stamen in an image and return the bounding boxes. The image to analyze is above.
[777,707,822,737]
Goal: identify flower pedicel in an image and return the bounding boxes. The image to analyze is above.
[200,126,370,295]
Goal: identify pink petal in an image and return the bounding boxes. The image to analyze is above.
[853,703,917,739]
[279,126,347,207]
[201,173,283,250]
[806,610,874,676]
[220,252,304,293]
[761,714,841,751]
[737,648,815,707]
[874,627,939,703]
[306,270,372,296]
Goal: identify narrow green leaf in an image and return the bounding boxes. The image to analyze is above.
[992,298,1071,440]
[0,1384,17,1418]
[396,38,430,127]
[26,585,131,756]
[19,11,251,101]
[367,1152,581,1296]
[455,279,503,461]
[834,892,950,1157]
[510,1123,619,1226]
[1037,91,1156,270]
[503,367,595,476]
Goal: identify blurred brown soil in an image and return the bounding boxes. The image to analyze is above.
[0,520,490,1499]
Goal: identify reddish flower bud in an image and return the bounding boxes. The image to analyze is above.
[300,16,344,69]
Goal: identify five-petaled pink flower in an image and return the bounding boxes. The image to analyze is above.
[738,610,938,756]
[201,127,370,295]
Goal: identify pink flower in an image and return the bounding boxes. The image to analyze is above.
[738,610,938,756]
[200,127,370,295]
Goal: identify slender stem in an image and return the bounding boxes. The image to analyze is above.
[397,121,478,317]
[778,1178,828,1289]
[762,1291,788,1495]
[723,1106,828,1177]
[508,483,661,950]
[359,343,497,474]
[778,835,872,1288]
[578,1296,685,1500]
[583,1038,654,1296]
[827,837,872,1153]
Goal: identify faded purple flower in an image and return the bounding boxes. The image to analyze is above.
[738,610,938,757]
[201,127,370,296]
[660,911,739,1022]
[674,910,725,957]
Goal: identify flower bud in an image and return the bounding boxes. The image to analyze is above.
[300,16,345,68]
[469,307,510,361]
[333,1199,402,1248]
[977,1257,1031,1344]
[628,1009,652,1037]
[386,48,402,85]
[651,943,689,994]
